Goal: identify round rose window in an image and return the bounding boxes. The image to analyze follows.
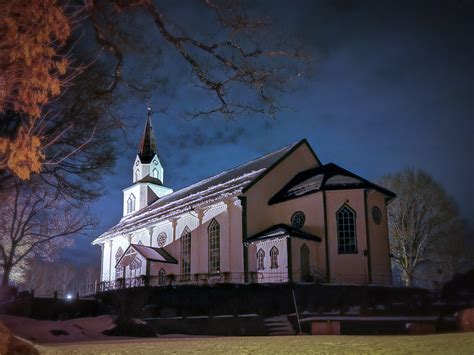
[372,206,382,224]
[291,211,306,229]
[157,232,167,247]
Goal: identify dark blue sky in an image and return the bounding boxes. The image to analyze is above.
[67,0,473,265]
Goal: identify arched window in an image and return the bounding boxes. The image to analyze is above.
[135,169,140,181]
[115,247,124,279]
[208,219,220,274]
[270,246,279,269]
[158,268,166,286]
[256,249,265,270]
[157,232,167,247]
[336,205,357,254]
[129,257,142,278]
[127,194,136,214]
[180,227,191,280]
[152,168,158,178]
[300,244,310,279]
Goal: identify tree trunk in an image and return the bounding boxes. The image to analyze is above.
[1,265,12,286]
[403,270,413,287]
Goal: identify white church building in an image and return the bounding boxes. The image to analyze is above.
[93,108,396,289]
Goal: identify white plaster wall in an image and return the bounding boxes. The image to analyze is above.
[248,238,288,283]
[132,154,164,183]
[148,184,173,198]
[103,198,243,281]
[123,253,147,279]
[101,235,131,282]
[122,184,142,216]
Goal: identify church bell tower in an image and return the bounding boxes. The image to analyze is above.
[122,104,173,218]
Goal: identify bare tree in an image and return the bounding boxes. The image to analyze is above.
[87,0,308,119]
[22,260,100,297]
[0,178,95,285]
[379,169,460,286]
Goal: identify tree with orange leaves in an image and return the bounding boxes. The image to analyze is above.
[0,0,72,179]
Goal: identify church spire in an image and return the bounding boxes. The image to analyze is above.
[138,102,158,164]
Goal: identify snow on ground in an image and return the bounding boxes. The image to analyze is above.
[0,315,219,345]
[0,315,117,344]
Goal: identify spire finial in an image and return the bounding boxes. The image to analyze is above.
[145,97,152,116]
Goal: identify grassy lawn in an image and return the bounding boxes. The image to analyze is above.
[36,332,474,355]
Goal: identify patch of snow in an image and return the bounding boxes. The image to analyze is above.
[0,315,116,344]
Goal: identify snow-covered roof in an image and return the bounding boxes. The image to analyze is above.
[244,224,321,245]
[94,140,303,243]
[117,244,178,267]
[269,163,396,205]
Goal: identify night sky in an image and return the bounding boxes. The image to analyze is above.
[65,0,473,265]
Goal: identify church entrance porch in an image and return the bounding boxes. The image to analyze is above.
[244,224,323,284]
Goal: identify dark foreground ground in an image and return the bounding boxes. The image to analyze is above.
[37,332,474,355]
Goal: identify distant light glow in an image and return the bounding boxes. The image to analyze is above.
[66,294,73,300]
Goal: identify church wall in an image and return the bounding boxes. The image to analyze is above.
[290,238,319,281]
[136,199,243,279]
[150,221,173,248]
[245,143,320,238]
[366,190,392,284]
[325,189,370,284]
[150,262,179,278]
[228,199,244,274]
[100,236,132,282]
[268,193,326,277]
[123,253,147,279]
[248,238,289,283]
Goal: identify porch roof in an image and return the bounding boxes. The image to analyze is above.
[116,243,178,267]
[244,224,321,246]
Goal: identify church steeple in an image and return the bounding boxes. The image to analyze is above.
[138,105,158,164]
[123,102,173,217]
[132,103,164,184]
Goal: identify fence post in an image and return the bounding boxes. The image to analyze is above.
[292,288,302,335]
[53,291,58,299]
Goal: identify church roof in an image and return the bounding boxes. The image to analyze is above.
[268,163,396,205]
[116,244,178,267]
[138,109,158,164]
[244,224,321,245]
[94,140,309,242]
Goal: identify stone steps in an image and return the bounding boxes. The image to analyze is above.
[264,315,296,336]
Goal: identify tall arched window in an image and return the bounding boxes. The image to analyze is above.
[152,168,158,178]
[256,249,265,270]
[208,219,220,274]
[127,194,136,214]
[115,247,124,279]
[158,268,166,286]
[270,246,279,269]
[135,169,140,181]
[336,205,357,254]
[300,244,310,279]
[180,227,191,280]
